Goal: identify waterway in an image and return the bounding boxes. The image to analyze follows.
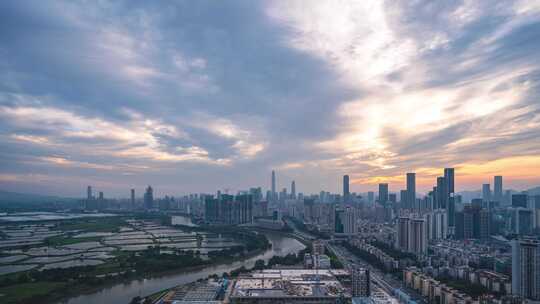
[59,225,305,304]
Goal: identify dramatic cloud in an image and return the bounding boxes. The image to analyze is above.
[0,0,539,196]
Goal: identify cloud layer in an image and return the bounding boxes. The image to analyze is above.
[0,0,539,196]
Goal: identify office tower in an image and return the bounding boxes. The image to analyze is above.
[512,208,533,235]
[436,177,447,209]
[144,185,153,210]
[352,267,370,297]
[130,189,135,209]
[378,183,389,205]
[444,168,455,194]
[512,239,540,300]
[98,191,104,200]
[271,170,276,202]
[513,194,528,208]
[87,186,92,200]
[291,181,296,199]
[368,191,374,204]
[479,208,491,239]
[444,168,455,229]
[471,198,483,209]
[482,184,491,202]
[343,175,350,203]
[494,176,503,203]
[334,209,344,233]
[389,193,397,204]
[400,190,407,207]
[409,218,427,255]
[406,173,416,210]
[448,196,456,228]
[534,196,540,209]
[397,217,410,251]
[455,211,465,239]
[344,207,356,235]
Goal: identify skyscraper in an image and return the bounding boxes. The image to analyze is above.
[444,168,456,229]
[378,183,388,205]
[130,188,135,209]
[436,177,447,209]
[494,176,503,204]
[343,175,350,203]
[444,168,455,193]
[144,185,153,210]
[406,173,415,210]
[271,170,276,203]
[291,180,296,199]
[87,186,92,200]
[512,239,540,300]
[482,183,491,202]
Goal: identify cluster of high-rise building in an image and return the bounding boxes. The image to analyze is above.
[204,194,253,225]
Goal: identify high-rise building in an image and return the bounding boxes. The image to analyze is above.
[397,217,410,251]
[494,176,503,204]
[409,218,427,255]
[367,191,374,204]
[389,193,397,204]
[144,186,153,210]
[513,194,528,208]
[378,183,389,205]
[334,209,344,234]
[130,189,135,209]
[512,208,533,235]
[436,177,447,209]
[352,267,370,297]
[482,184,491,202]
[400,190,407,207]
[271,170,276,203]
[444,168,455,230]
[343,175,350,203]
[98,191,104,200]
[406,173,415,210]
[87,186,92,200]
[512,239,540,300]
[291,181,296,199]
[344,207,356,235]
[444,168,455,194]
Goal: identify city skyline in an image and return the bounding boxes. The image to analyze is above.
[1,1,540,196]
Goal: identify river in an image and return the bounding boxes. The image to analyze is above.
[59,229,305,304]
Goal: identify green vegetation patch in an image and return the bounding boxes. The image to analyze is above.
[0,281,66,304]
[56,217,126,233]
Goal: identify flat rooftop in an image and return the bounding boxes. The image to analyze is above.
[231,269,349,298]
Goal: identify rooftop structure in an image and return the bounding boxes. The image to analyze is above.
[230,269,350,303]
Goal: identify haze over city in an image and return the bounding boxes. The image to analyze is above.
[1,1,540,197]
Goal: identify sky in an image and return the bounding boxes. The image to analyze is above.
[1,0,540,198]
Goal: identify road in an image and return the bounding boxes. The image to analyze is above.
[327,243,426,304]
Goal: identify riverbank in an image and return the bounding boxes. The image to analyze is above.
[60,232,305,304]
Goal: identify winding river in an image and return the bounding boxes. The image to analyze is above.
[59,222,305,304]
